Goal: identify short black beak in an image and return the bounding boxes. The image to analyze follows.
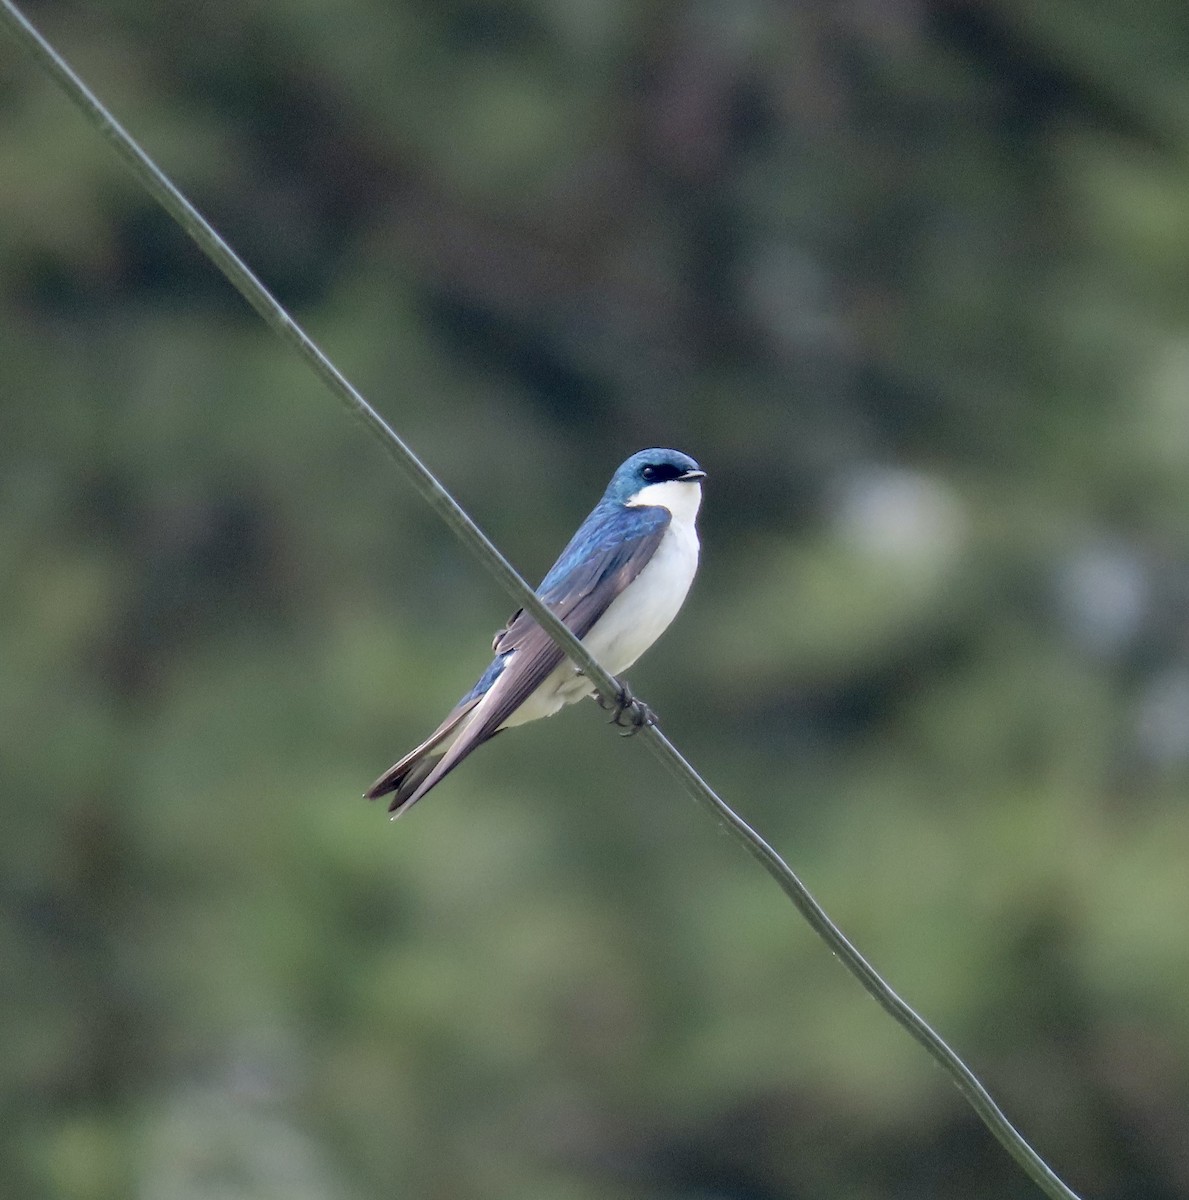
[679,469,707,482]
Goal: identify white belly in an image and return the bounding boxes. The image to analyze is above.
[501,514,700,727]
[583,516,699,674]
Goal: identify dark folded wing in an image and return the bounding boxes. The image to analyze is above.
[402,504,671,806]
[489,502,671,713]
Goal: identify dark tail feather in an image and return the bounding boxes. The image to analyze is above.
[367,750,444,815]
[365,698,478,816]
[389,698,510,814]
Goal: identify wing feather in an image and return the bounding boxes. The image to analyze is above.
[394,504,671,811]
[364,696,478,804]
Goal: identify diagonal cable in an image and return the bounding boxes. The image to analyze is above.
[0,5,1083,1198]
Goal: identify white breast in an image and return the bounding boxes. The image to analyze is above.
[582,480,701,674]
[499,480,701,727]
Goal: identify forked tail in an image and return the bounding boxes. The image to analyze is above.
[365,751,445,814]
[365,696,479,816]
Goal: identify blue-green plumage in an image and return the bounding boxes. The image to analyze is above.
[367,448,705,816]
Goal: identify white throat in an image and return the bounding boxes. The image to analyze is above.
[625,479,702,526]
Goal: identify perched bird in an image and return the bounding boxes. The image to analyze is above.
[367,447,706,817]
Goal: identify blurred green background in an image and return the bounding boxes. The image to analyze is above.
[4,1,1189,1196]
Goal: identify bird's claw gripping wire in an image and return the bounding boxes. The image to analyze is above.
[595,677,656,736]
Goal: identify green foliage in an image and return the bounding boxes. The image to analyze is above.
[3,1,1189,1196]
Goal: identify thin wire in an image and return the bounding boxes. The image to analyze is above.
[0,5,1082,1198]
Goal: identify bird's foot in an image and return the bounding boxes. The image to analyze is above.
[596,678,656,736]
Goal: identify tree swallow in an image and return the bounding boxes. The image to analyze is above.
[367,448,706,817]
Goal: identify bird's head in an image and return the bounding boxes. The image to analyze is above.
[604,448,706,518]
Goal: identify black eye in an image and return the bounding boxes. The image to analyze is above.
[641,462,688,483]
